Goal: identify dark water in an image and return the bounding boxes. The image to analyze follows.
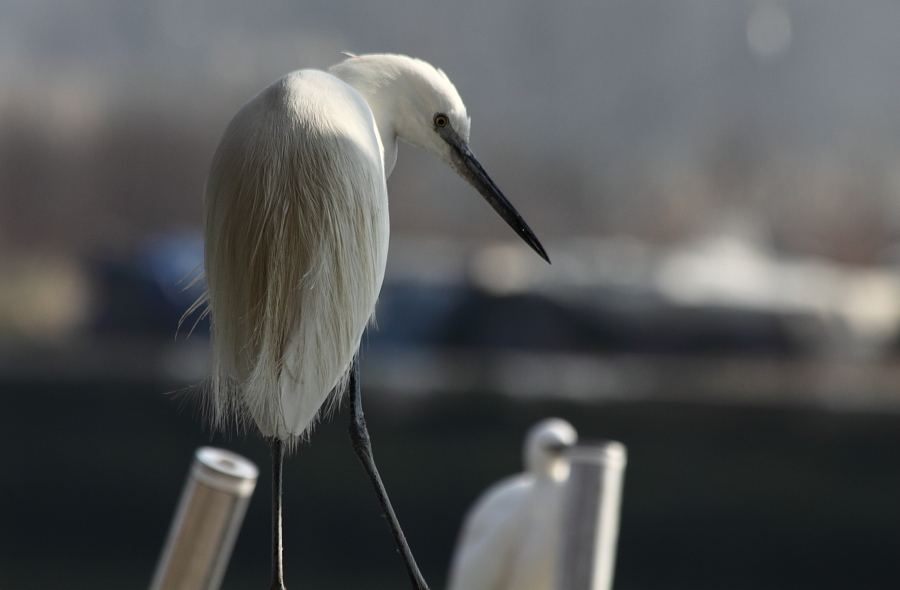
[2,379,899,590]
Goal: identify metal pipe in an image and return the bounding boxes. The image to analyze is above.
[555,441,627,590]
[149,447,259,590]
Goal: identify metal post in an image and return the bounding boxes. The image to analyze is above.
[555,441,627,590]
[149,447,259,590]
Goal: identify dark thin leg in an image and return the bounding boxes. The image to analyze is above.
[347,360,430,590]
[269,438,287,590]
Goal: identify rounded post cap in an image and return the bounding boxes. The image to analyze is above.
[191,447,259,497]
[564,441,627,469]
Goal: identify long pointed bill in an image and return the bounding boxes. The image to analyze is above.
[440,127,550,263]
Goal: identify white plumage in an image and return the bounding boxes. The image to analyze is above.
[197,53,550,589]
[446,418,578,590]
[200,55,470,441]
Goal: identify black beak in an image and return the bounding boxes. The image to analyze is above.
[545,441,570,456]
[440,127,550,264]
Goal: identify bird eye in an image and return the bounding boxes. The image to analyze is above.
[433,114,449,128]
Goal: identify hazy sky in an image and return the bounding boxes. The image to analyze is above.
[1,0,899,257]
[2,0,899,156]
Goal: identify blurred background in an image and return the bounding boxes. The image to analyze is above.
[2,0,900,588]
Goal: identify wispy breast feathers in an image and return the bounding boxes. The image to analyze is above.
[203,70,389,440]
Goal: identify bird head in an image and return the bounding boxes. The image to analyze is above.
[523,418,578,480]
[331,54,549,263]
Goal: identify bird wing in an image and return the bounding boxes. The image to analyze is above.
[203,69,389,440]
[446,474,533,590]
[505,477,567,590]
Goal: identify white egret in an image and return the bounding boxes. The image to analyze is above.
[195,53,549,590]
[446,418,577,590]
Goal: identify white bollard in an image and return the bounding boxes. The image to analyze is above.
[149,447,259,590]
[555,441,627,590]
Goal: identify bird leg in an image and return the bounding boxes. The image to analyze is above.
[269,437,287,590]
[347,359,431,590]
